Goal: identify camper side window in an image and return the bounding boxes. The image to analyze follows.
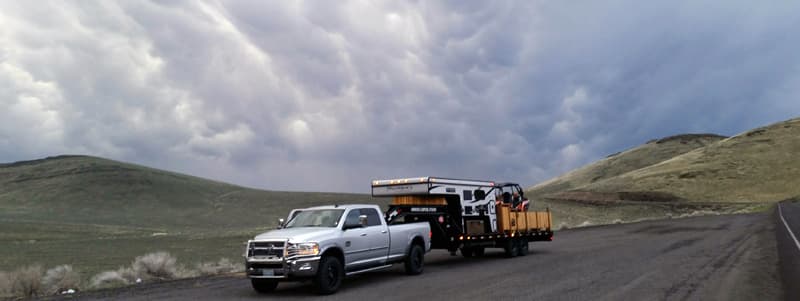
[463,190,473,201]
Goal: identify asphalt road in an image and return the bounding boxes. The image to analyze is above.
[69,212,786,301]
[776,200,800,301]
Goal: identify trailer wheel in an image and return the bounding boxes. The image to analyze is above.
[504,239,519,258]
[404,244,425,275]
[313,256,343,294]
[518,240,529,256]
[251,279,278,293]
[460,247,473,258]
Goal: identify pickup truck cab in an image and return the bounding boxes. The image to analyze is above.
[245,204,431,294]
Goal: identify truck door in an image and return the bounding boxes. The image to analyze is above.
[342,209,372,269]
[361,207,390,264]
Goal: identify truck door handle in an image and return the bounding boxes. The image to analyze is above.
[360,233,367,236]
[381,230,387,234]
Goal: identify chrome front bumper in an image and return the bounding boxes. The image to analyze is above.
[246,256,321,279]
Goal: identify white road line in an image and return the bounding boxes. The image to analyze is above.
[778,202,800,253]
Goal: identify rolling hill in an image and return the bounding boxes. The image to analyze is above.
[528,117,800,203]
[527,134,726,197]
[0,155,377,230]
[0,155,380,277]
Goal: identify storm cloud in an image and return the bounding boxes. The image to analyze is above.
[1,1,799,192]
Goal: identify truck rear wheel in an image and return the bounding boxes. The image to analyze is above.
[313,256,343,295]
[404,244,425,275]
[473,247,485,256]
[460,247,473,258]
[251,279,278,293]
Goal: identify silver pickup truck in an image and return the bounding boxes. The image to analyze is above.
[244,204,431,294]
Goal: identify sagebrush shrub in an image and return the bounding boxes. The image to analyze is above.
[90,269,131,289]
[10,265,44,297]
[131,251,178,280]
[0,271,12,297]
[196,258,244,276]
[42,265,81,295]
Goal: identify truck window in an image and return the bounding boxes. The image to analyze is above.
[344,209,361,226]
[285,209,344,228]
[388,215,406,224]
[362,208,382,226]
[345,208,383,227]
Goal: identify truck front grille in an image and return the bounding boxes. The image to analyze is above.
[249,262,283,270]
[249,241,285,257]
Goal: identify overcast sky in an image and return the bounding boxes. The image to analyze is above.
[1,1,799,193]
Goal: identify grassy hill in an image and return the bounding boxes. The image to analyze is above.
[527,134,726,197]
[525,117,800,228]
[529,118,800,203]
[581,118,800,202]
[0,155,380,278]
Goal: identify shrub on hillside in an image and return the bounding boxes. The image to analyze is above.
[131,252,178,280]
[89,268,131,289]
[91,251,188,289]
[196,258,243,276]
[9,265,44,298]
[0,271,11,298]
[42,265,80,295]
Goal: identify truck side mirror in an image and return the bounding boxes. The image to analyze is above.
[474,189,486,201]
[277,218,285,229]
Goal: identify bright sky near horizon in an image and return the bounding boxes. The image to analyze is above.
[1,1,799,192]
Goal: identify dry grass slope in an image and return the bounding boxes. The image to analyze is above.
[529,118,800,203]
[583,118,800,202]
[527,134,726,197]
[525,117,800,226]
[0,155,381,282]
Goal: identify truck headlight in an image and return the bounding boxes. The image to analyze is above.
[286,242,319,257]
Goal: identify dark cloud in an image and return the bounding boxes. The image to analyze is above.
[1,1,799,192]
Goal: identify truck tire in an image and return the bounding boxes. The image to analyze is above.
[404,244,425,275]
[313,256,343,295]
[518,240,529,256]
[473,247,485,256]
[504,239,519,258]
[460,247,473,258]
[251,279,278,293]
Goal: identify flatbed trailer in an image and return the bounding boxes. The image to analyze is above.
[373,177,553,257]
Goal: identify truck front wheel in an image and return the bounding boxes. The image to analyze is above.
[251,279,278,293]
[404,244,425,275]
[313,256,343,295]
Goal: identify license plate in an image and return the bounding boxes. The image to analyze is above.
[261,269,274,276]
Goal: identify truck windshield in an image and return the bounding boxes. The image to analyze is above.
[285,209,344,228]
